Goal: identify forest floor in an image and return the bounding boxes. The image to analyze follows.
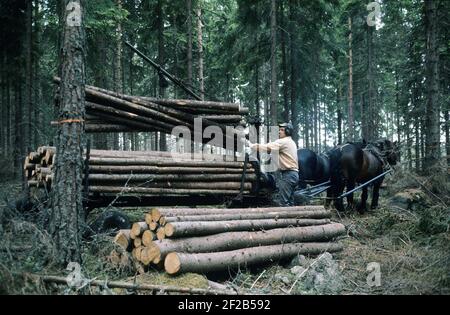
[0,168,449,295]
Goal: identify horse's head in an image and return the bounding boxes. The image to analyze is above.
[374,139,400,165]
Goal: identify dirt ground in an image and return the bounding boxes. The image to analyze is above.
[0,168,448,295]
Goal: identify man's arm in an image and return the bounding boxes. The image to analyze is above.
[251,141,282,153]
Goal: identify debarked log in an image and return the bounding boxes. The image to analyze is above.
[165,242,343,275]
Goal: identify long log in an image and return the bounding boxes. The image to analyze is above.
[86,123,157,133]
[88,174,257,182]
[163,218,332,238]
[165,242,343,275]
[86,102,176,133]
[199,115,243,122]
[163,210,331,222]
[88,157,251,168]
[88,165,255,174]
[152,223,345,262]
[89,149,238,161]
[154,205,325,217]
[85,108,164,132]
[141,96,240,112]
[89,186,250,195]
[89,182,252,190]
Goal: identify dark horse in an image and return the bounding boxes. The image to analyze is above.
[333,139,399,213]
[296,141,367,206]
[297,148,330,189]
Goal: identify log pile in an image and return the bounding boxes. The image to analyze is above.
[54,77,248,148]
[113,205,345,275]
[25,147,260,201]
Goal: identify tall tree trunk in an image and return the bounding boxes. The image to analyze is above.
[367,24,375,141]
[93,36,108,150]
[313,91,318,152]
[395,72,401,143]
[14,81,24,180]
[0,56,4,157]
[289,6,298,144]
[197,4,204,101]
[157,0,166,151]
[445,110,449,166]
[318,93,322,151]
[187,0,193,89]
[361,93,367,140]
[50,0,86,265]
[415,115,420,171]
[6,74,11,158]
[116,0,127,151]
[337,76,343,145]
[424,0,441,173]
[26,0,33,149]
[270,0,278,125]
[347,17,354,141]
[279,1,289,122]
[34,0,42,147]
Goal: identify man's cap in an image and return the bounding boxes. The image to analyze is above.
[278,122,293,136]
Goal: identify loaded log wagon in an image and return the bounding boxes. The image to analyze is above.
[26,74,273,209]
[25,146,273,210]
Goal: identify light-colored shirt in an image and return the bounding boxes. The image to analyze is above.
[254,136,298,171]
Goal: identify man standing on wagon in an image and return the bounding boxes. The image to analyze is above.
[249,123,299,206]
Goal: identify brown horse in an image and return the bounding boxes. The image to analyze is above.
[334,139,399,213]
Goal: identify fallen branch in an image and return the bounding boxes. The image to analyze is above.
[35,274,238,295]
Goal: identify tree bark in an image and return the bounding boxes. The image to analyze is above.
[187,0,193,89]
[163,210,331,223]
[154,223,345,261]
[337,76,343,145]
[87,156,250,168]
[445,110,449,166]
[50,0,86,265]
[270,0,278,125]
[26,0,33,149]
[164,218,331,238]
[279,1,289,123]
[289,6,299,145]
[89,186,250,195]
[154,205,325,217]
[348,17,354,141]
[88,173,256,182]
[157,0,167,151]
[88,165,253,174]
[197,4,204,100]
[165,242,343,275]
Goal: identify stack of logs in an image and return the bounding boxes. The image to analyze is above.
[25,147,258,198]
[24,146,56,188]
[113,206,345,275]
[54,77,248,148]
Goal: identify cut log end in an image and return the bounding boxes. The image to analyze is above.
[113,230,131,250]
[142,230,155,247]
[156,227,166,240]
[151,208,161,223]
[164,252,181,275]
